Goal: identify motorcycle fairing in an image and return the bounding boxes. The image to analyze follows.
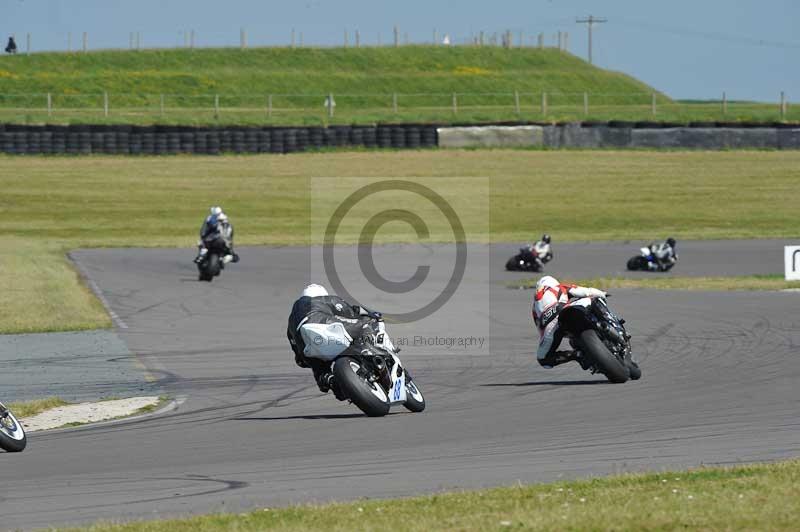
[300,322,353,361]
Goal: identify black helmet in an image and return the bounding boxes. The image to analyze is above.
[666,237,676,248]
[542,234,551,244]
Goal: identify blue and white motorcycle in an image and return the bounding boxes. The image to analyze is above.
[301,319,425,417]
[627,245,675,272]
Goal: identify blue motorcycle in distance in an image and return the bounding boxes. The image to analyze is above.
[627,245,675,272]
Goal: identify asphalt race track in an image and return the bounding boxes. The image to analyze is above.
[2,241,799,530]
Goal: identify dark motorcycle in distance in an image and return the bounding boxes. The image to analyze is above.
[197,234,236,282]
[506,246,553,272]
[0,401,27,452]
[558,296,641,384]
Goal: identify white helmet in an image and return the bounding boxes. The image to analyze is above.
[302,284,328,298]
[210,206,222,216]
[535,275,559,293]
[217,213,228,223]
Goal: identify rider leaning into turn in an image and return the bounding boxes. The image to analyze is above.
[531,233,552,261]
[194,206,239,264]
[649,237,677,271]
[287,284,380,400]
[532,275,607,370]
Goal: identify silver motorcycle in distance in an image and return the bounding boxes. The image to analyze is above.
[0,401,27,452]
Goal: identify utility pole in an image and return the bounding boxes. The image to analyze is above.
[576,15,607,64]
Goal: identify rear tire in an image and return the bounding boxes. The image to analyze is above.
[579,330,629,383]
[333,357,390,417]
[0,408,27,452]
[403,373,426,413]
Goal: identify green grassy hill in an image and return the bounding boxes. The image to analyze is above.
[0,46,683,125]
[0,46,660,100]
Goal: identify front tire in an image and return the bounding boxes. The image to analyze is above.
[627,256,645,271]
[403,373,426,413]
[0,408,27,452]
[580,330,629,383]
[333,357,390,417]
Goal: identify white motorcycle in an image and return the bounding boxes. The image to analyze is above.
[0,401,27,452]
[301,318,425,417]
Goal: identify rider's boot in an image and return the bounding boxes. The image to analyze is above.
[194,247,207,264]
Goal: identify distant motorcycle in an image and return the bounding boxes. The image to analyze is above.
[626,246,674,272]
[506,245,553,272]
[558,296,641,383]
[197,233,236,282]
[0,401,27,452]
[302,317,425,417]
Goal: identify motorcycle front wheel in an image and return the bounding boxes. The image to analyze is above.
[403,373,426,413]
[333,357,390,417]
[0,405,27,452]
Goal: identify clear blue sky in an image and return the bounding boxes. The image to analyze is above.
[2,0,797,101]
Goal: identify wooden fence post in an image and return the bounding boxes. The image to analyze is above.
[47,93,52,117]
[722,91,727,116]
[514,90,520,114]
[82,32,88,52]
[452,93,458,115]
[214,94,219,119]
[651,93,657,117]
[392,93,398,113]
[583,92,589,116]
[104,91,109,117]
[267,94,272,118]
[541,91,547,117]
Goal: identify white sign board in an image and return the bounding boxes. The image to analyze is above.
[784,246,800,281]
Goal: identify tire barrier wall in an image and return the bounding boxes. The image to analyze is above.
[0,124,438,155]
[437,123,800,150]
[2,123,799,154]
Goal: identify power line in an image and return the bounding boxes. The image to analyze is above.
[576,15,607,64]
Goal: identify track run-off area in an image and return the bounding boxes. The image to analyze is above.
[1,241,799,530]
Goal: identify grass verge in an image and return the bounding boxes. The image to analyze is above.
[2,150,799,332]
[7,397,69,418]
[514,274,800,291]
[60,459,800,531]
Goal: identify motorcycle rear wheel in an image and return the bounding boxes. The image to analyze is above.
[333,357,390,417]
[0,407,27,452]
[580,330,630,383]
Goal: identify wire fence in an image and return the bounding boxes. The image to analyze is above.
[0,91,795,125]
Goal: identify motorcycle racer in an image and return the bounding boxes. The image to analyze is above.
[532,275,607,369]
[648,237,677,271]
[287,284,383,399]
[194,206,239,264]
[521,233,553,265]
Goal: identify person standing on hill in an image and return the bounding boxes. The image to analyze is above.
[5,36,17,54]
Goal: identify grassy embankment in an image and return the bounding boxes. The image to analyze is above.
[0,46,795,125]
[62,459,800,531]
[2,150,799,333]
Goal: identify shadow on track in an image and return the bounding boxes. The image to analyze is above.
[482,380,611,387]
[232,412,405,421]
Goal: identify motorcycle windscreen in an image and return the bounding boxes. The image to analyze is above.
[300,322,353,361]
